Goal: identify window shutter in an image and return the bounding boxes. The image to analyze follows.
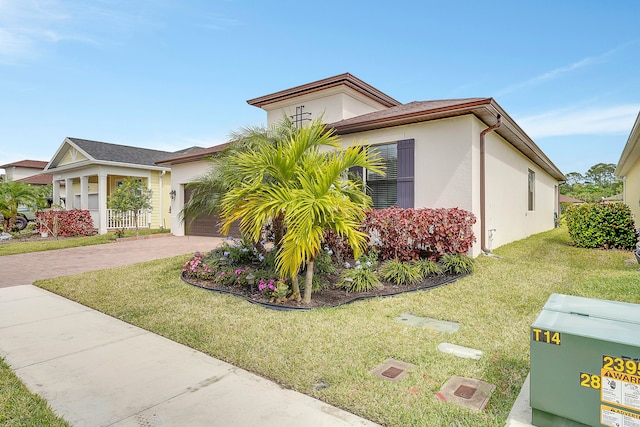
[348,166,363,179]
[397,139,414,208]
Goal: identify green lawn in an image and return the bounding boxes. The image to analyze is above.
[0,228,170,256]
[0,357,69,427]
[31,227,640,426]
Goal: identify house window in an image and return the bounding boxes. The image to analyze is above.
[528,169,535,211]
[351,139,414,209]
[367,143,398,209]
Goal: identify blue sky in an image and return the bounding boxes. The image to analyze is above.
[1,0,639,176]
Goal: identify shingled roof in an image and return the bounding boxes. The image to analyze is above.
[156,142,231,165]
[329,97,566,182]
[0,159,48,169]
[67,138,177,167]
[16,173,53,185]
[329,98,491,133]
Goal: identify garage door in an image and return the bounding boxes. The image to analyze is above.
[183,188,241,237]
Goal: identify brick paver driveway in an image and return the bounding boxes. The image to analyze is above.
[0,235,223,288]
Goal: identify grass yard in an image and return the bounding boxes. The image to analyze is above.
[0,357,70,427]
[34,227,640,426]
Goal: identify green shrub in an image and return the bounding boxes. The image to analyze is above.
[439,253,475,274]
[414,259,443,276]
[357,249,380,269]
[380,260,424,285]
[311,274,330,291]
[314,249,337,274]
[564,203,637,250]
[338,268,382,292]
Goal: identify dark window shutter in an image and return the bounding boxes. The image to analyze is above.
[348,166,363,179]
[397,139,414,208]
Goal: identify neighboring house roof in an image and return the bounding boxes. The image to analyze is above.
[246,73,401,109]
[559,194,584,203]
[615,111,640,177]
[16,173,53,185]
[156,143,231,165]
[0,159,48,169]
[69,138,174,166]
[45,138,200,172]
[602,194,623,202]
[330,97,566,182]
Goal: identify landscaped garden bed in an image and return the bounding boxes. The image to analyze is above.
[181,234,472,310]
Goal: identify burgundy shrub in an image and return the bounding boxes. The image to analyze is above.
[324,207,476,262]
[36,210,96,236]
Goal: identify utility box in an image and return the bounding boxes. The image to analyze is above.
[530,293,640,427]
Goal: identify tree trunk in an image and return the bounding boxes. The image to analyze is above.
[273,212,285,249]
[302,259,315,304]
[290,274,301,302]
[253,240,267,255]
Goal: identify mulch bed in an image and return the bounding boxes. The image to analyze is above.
[182,272,466,311]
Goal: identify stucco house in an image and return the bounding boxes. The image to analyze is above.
[161,73,566,256]
[45,137,197,234]
[0,160,49,182]
[614,111,640,225]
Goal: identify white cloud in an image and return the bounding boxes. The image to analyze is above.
[496,45,628,97]
[518,104,640,139]
[0,0,164,61]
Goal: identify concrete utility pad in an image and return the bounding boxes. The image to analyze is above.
[435,375,495,411]
[395,313,460,333]
[437,342,483,360]
[370,358,415,382]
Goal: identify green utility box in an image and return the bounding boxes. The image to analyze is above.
[530,293,640,427]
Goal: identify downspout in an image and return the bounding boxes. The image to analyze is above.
[480,114,502,254]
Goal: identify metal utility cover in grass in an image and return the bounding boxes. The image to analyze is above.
[370,358,415,382]
[435,375,495,411]
[395,312,460,333]
[437,342,483,360]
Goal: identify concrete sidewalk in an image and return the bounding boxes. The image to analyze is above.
[0,285,379,426]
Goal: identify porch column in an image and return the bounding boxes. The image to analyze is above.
[53,180,61,207]
[98,174,108,235]
[65,178,73,210]
[80,176,89,210]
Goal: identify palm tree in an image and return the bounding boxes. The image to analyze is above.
[220,119,384,304]
[0,181,38,231]
[181,117,298,251]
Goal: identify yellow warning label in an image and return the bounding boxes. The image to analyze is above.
[601,405,640,427]
[601,369,640,412]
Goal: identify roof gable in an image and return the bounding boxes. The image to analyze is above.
[46,138,177,171]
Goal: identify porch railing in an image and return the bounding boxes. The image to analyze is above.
[106,209,149,229]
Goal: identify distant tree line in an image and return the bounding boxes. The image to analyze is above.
[560,163,622,203]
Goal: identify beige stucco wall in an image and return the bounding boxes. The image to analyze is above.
[622,162,640,225]
[264,87,388,127]
[167,159,213,236]
[475,119,558,251]
[338,114,560,256]
[3,166,44,181]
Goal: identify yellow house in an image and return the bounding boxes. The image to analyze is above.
[45,137,192,234]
